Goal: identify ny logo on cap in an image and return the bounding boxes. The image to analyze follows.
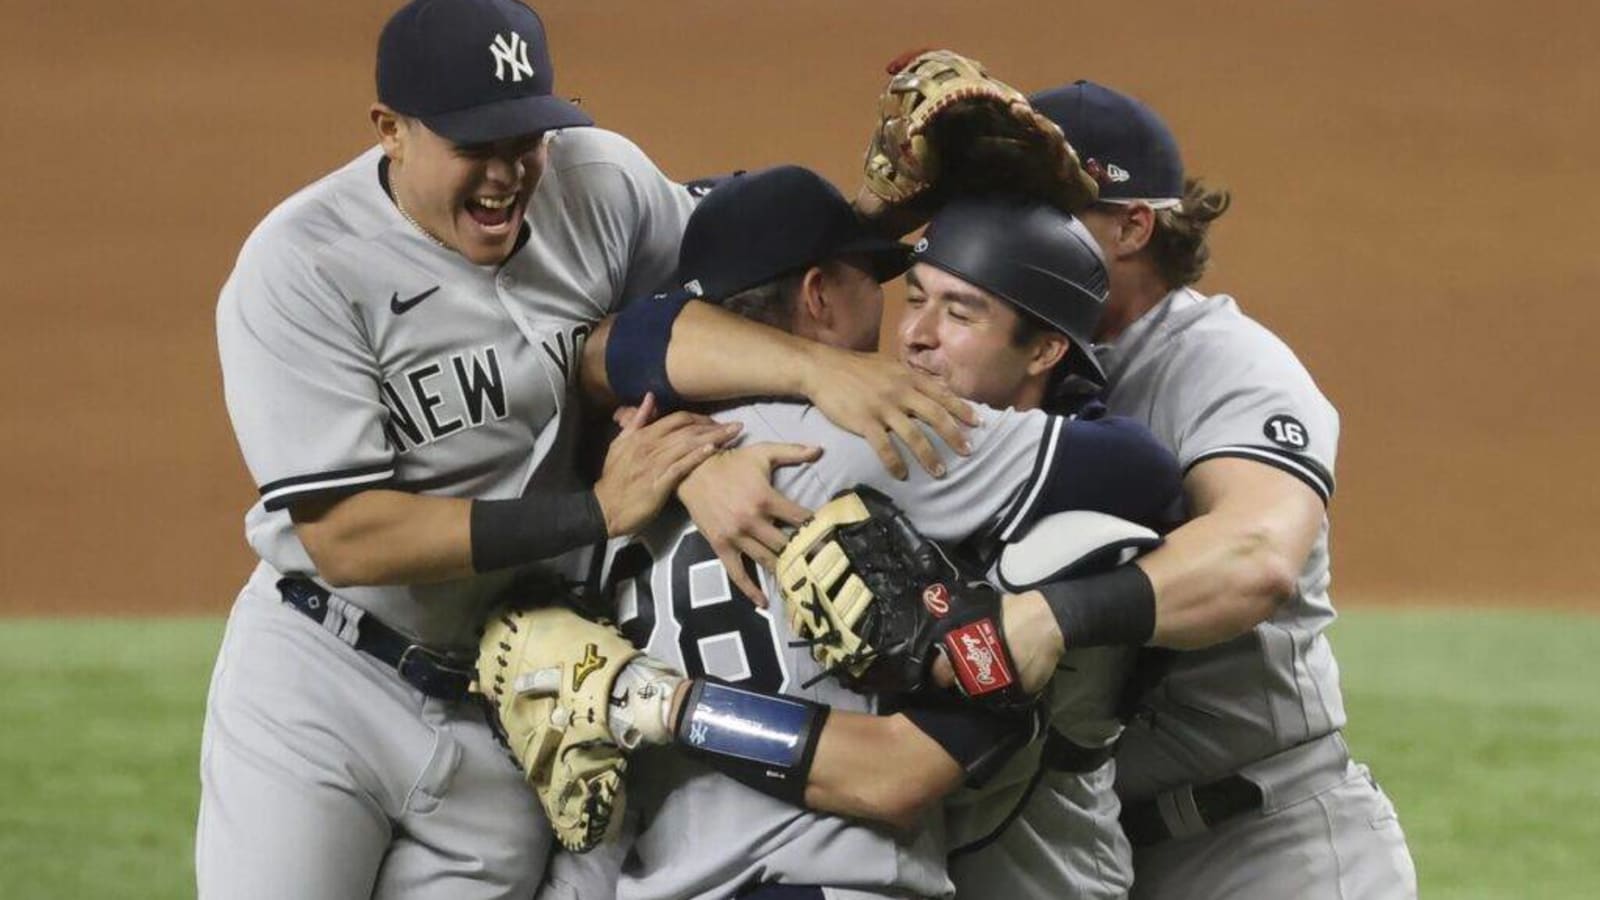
[489,32,534,83]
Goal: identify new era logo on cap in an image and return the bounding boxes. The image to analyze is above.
[1030,80,1184,203]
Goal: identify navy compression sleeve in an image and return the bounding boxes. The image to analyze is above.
[605,289,694,409]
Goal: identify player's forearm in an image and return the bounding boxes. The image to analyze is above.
[662,301,813,400]
[290,488,608,587]
[1143,464,1322,649]
[662,680,966,831]
[1141,511,1298,649]
[991,515,1287,659]
[291,490,475,586]
[804,711,963,830]
[582,300,813,408]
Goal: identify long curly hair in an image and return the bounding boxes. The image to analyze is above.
[1149,178,1232,288]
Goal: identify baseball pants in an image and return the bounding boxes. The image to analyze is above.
[195,579,551,899]
[1129,761,1417,900]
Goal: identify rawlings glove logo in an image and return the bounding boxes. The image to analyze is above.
[921,583,951,617]
[959,632,997,685]
[944,620,1015,696]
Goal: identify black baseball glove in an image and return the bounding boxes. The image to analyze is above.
[776,487,1030,710]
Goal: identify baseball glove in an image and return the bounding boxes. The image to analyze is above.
[855,48,1100,232]
[777,487,1029,709]
[477,603,677,852]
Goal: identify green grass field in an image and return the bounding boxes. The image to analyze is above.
[1,609,1596,897]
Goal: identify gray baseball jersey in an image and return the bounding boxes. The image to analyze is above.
[610,401,1069,900]
[1097,288,1415,899]
[216,127,693,648]
[200,129,695,899]
[1097,287,1341,795]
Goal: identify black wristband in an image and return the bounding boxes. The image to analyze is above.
[1038,564,1157,648]
[469,491,608,573]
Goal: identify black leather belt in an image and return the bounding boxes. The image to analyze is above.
[1120,774,1264,847]
[278,577,476,702]
[1040,728,1115,774]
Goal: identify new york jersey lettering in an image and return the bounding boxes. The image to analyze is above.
[381,346,509,452]
[540,323,591,385]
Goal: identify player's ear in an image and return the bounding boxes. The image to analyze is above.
[798,264,830,326]
[1120,202,1157,255]
[371,104,405,160]
[1025,331,1070,377]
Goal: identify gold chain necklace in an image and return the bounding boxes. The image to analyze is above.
[393,192,452,251]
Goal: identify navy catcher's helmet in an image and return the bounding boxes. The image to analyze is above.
[912,195,1109,385]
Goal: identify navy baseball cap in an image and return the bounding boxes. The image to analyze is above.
[377,0,592,145]
[1029,81,1183,206]
[677,166,912,300]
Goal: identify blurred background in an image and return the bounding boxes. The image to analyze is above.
[2,2,1597,897]
[3,0,1597,617]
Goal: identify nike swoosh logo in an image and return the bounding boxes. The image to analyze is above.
[390,286,441,315]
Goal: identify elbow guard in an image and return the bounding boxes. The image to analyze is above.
[673,679,829,806]
[998,510,1162,648]
[605,289,694,409]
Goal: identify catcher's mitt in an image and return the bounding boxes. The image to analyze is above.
[777,487,1028,709]
[477,603,677,852]
[856,48,1100,232]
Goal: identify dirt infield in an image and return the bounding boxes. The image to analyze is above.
[2,1,1595,615]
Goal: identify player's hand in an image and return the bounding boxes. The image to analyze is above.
[800,347,978,480]
[932,590,1062,695]
[678,443,821,607]
[595,394,743,537]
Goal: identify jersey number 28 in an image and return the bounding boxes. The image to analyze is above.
[608,532,787,693]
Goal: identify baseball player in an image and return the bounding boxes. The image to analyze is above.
[975,80,1419,898]
[538,169,1182,900]
[200,2,973,897]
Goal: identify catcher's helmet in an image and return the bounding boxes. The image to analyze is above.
[912,196,1109,385]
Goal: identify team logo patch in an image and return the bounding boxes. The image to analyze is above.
[1263,414,1309,450]
[921,583,951,617]
[942,620,1014,696]
[571,643,606,692]
[489,32,535,83]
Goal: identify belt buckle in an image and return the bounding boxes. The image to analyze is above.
[397,644,476,701]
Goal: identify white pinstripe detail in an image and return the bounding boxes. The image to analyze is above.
[1192,445,1331,499]
[260,468,395,507]
[999,417,1064,541]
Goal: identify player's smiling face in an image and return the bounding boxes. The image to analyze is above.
[897,263,1055,410]
[377,110,548,265]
